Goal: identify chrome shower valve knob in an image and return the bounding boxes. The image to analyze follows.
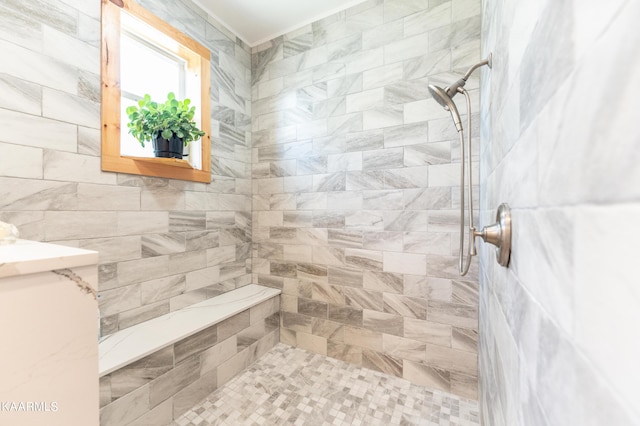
[474,203,512,267]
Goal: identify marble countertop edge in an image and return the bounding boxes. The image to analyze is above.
[0,239,99,279]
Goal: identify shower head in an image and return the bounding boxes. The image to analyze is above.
[428,55,492,133]
[428,84,463,132]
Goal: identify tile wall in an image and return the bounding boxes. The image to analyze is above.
[251,0,482,399]
[0,0,253,336]
[479,0,640,424]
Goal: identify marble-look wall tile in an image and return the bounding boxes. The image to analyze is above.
[403,360,450,392]
[126,399,172,426]
[383,0,430,22]
[479,0,640,422]
[363,309,403,336]
[0,144,43,179]
[45,211,119,240]
[362,62,403,90]
[118,302,170,330]
[362,190,403,210]
[362,231,403,251]
[362,106,403,130]
[428,300,477,329]
[344,288,383,310]
[404,317,451,347]
[117,256,170,287]
[362,147,404,170]
[404,142,451,166]
[171,370,218,419]
[425,343,476,376]
[100,384,149,426]
[362,349,402,376]
[298,297,328,318]
[0,3,43,51]
[450,371,477,400]
[363,270,403,293]
[328,304,363,326]
[199,336,237,376]
[296,331,328,355]
[140,275,186,305]
[0,0,253,334]
[0,38,78,94]
[452,327,477,353]
[327,341,362,364]
[252,0,480,397]
[99,284,141,317]
[383,334,426,363]
[0,107,77,152]
[116,212,169,236]
[76,184,141,211]
[383,293,427,320]
[75,236,141,263]
[174,325,218,363]
[383,252,426,275]
[108,346,173,401]
[44,151,116,185]
[384,33,430,64]
[42,26,99,73]
[0,73,42,115]
[384,167,430,189]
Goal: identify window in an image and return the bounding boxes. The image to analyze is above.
[120,19,186,158]
[101,0,211,182]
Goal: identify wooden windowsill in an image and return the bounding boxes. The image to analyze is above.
[123,156,194,169]
[101,153,210,182]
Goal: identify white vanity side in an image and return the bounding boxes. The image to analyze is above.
[0,240,99,426]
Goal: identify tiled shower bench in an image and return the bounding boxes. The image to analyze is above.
[99,284,281,426]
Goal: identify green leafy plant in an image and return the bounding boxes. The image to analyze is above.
[126,92,206,147]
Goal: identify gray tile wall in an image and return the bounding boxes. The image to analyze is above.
[251,0,482,399]
[479,0,640,424]
[0,0,253,336]
[99,297,280,425]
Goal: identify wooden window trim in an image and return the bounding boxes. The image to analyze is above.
[101,0,211,183]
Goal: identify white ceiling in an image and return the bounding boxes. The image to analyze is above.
[191,0,369,47]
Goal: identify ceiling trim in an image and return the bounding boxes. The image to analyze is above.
[190,0,369,47]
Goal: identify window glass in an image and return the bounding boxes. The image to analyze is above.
[120,33,183,99]
[119,16,186,158]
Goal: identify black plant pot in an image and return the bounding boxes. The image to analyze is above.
[152,134,184,159]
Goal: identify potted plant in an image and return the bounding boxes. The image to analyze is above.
[125,92,206,159]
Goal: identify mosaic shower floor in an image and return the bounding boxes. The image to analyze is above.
[172,343,479,426]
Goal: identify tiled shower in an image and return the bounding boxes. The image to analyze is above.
[0,0,638,425]
[250,0,481,399]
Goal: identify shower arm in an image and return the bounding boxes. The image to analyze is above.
[445,56,493,99]
[462,57,491,81]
